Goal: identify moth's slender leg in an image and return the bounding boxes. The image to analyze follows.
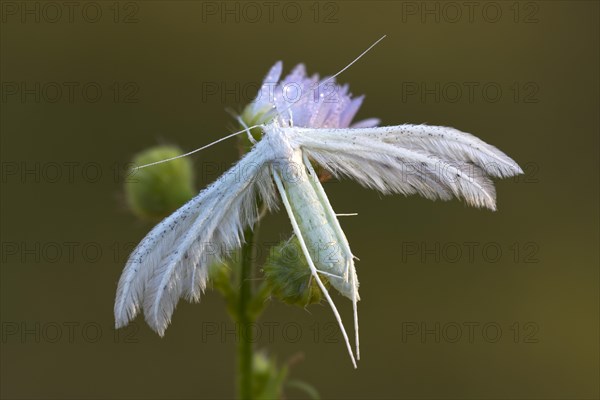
[315,269,344,280]
[237,116,257,145]
[302,152,361,360]
[351,263,359,360]
[256,202,269,223]
[273,168,357,368]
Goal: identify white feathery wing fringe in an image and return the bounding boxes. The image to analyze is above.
[114,140,278,335]
[291,124,523,210]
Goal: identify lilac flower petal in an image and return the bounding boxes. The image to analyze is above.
[339,95,364,128]
[282,64,306,87]
[252,61,283,113]
[264,61,283,86]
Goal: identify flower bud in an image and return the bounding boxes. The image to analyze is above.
[263,237,328,306]
[125,145,195,221]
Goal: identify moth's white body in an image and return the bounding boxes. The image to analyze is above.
[281,150,356,295]
[115,118,522,367]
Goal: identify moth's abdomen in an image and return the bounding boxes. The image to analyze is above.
[280,151,356,299]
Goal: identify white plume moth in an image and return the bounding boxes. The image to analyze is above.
[114,36,522,368]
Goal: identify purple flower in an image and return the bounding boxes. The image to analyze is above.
[242,62,379,129]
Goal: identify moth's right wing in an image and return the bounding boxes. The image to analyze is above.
[291,124,523,210]
[114,140,278,335]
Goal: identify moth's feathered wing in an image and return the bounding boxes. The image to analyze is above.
[291,124,523,210]
[114,140,278,335]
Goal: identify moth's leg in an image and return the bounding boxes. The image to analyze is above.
[237,116,257,145]
[256,202,269,223]
[336,213,358,217]
[273,168,357,368]
[315,269,344,280]
[351,261,360,360]
[302,152,361,360]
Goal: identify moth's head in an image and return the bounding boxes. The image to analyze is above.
[236,105,290,154]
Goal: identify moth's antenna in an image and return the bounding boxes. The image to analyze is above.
[318,34,386,89]
[134,125,261,170]
[276,34,387,118]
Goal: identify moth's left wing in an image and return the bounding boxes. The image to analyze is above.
[115,140,278,335]
[290,124,522,210]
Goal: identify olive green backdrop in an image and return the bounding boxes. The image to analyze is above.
[1,1,598,399]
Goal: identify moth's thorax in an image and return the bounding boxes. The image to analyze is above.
[262,123,298,162]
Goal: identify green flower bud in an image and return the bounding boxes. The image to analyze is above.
[125,145,195,221]
[263,236,328,307]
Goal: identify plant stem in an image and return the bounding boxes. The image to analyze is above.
[237,226,256,400]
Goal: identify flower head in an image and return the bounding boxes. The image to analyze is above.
[242,62,379,130]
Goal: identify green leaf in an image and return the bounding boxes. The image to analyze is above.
[252,352,288,400]
[248,281,272,318]
[209,261,238,318]
[286,379,321,400]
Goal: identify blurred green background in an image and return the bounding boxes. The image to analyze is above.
[1,1,598,399]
